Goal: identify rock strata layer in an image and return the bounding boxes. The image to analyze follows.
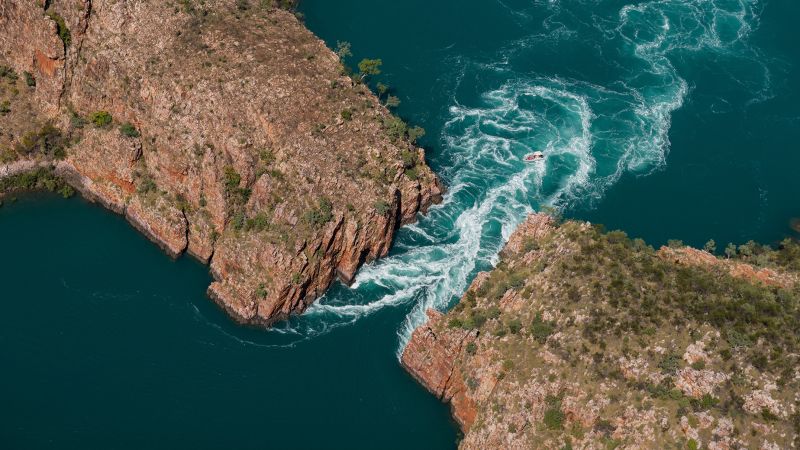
[1,0,442,324]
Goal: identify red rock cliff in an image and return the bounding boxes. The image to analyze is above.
[1,0,442,324]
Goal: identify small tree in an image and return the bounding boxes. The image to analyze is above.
[724,243,737,259]
[335,41,352,59]
[376,82,388,97]
[119,122,140,138]
[703,239,716,254]
[385,95,400,108]
[407,126,425,144]
[89,111,112,127]
[23,71,35,87]
[358,58,382,81]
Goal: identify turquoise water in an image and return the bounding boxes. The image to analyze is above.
[0,195,456,448]
[3,0,799,447]
[300,0,800,348]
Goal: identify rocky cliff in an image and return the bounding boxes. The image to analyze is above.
[403,214,800,449]
[1,0,442,324]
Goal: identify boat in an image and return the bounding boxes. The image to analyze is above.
[524,151,545,163]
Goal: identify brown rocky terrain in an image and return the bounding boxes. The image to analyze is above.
[1,0,442,324]
[403,213,800,449]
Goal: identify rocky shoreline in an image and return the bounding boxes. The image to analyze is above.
[402,213,800,449]
[1,0,442,325]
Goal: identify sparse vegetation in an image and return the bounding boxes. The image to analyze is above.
[23,71,35,88]
[137,174,157,194]
[304,197,333,227]
[424,216,800,448]
[89,111,112,128]
[357,58,382,82]
[14,124,68,159]
[0,65,18,81]
[381,115,425,144]
[0,167,74,198]
[544,408,565,430]
[119,122,141,138]
[373,200,391,216]
[46,10,71,47]
[335,41,352,60]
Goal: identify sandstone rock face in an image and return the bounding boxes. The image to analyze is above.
[658,246,797,289]
[402,309,478,430]
[1,0,442,324]
[403,214,800,449]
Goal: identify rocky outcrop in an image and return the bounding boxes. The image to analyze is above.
[402,309,478,430]
[403,213,800,449]
[658,245,797,289]
[1,0,442,324]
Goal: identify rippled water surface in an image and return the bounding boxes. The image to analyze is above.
[299,0,800,350]
[2,0,798,448]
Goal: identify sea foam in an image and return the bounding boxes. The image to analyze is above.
[255,0,768,354]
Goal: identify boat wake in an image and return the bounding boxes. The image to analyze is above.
[221,0,770,353]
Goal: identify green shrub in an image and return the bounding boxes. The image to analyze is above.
[15,124,67,159]
[400,149,416,169]
[174,193,191,212]
[725,329,752,349]
[137,175,157,194]
[23,71,35,87]
[658,354,681,374]
[465,342,477,355]
[0,65,18,81]
[223,166,242,191]
[232,210,246,230]
[259,149,275,164]
[0,167,73,197]
[340,109,352,121]
[89,111,112,127]
[0,101,10,116]
[530,314,555,343]
[255,283,268,299]
[70,111,87,128]
[407,126,425,143]
[382,116,407,142]
[119,122,140,138]
[47,11,71,46]
[543,408,565,430]
[696,394,719,410]
[304,197,333,227]
[373,200,391,216]
[0,147,17,163]
[245,212,270,232]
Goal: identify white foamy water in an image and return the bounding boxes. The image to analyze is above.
[274,0,768,354]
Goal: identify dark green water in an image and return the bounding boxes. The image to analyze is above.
[300,0,800,345]
[0,196,455,448]
[3,0,799,448]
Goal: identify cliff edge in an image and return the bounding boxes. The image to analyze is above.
[403,214,800,449]
[0,0,442,324]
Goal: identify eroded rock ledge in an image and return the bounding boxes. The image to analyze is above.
[403,213,800,449]
[1,0,442,324]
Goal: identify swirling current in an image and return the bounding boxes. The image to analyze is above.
[278,0,773,355]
